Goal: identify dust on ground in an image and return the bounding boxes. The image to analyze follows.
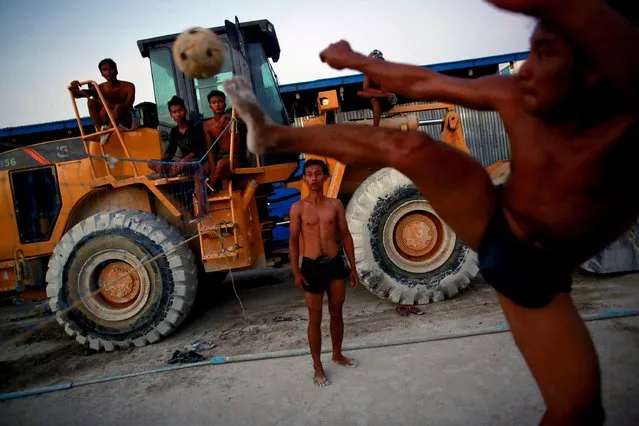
[0,267,637,394]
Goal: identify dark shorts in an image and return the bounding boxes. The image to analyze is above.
[300,255,350,294]
[477,185,573,309]
[216,150,245,166]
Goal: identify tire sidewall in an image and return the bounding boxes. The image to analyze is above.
[370,186,470,288]
[346,168,477,303]
[63,231,173,339]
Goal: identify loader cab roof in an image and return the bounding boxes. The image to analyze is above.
[137,18,297,170]
[137,19,281,62]
[136,18,289,129]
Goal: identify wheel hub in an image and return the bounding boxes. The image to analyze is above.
[99,262,141,304]
[394,213,438,258]
[78,249,151,322]
[382,200,456,273]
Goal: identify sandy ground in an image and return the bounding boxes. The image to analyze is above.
[0,269,638,424]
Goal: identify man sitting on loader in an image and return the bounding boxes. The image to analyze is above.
[69,58,138,141]
[149,96,209,221]
[357,50,397,127]
[203,90,246,191]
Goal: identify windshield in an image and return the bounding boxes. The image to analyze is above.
[194,42,234,119]
[148,47,178,126]
[246,42,288,125]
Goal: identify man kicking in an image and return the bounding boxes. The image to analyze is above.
[225,0,638,422]
[289,159,360,386]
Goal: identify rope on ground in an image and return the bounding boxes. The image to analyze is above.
[210,222,248,324]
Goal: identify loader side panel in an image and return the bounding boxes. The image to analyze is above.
[66,185,153,232]
[0,137,93,261]
[9,166,62,245]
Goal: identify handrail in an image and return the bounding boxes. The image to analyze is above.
[229,108,236,173]
[67,80,139,177]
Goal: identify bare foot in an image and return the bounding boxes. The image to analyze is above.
[313,365,329,387]
[222,76,274,154]
[332,354,358,368]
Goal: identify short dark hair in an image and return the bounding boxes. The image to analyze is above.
[168,95,185,110]
[207,90,226,104]
[98,58,117,72]
[303,159,329,176]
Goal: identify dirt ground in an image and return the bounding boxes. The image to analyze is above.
[0,268,638,395]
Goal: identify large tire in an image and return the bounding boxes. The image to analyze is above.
[46,209,198,351]
[346,168,479,305]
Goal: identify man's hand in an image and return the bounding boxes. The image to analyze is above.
[69,80,81,89]
[349,269,360,289]
[319,40,361,70]
[293,272,307,290]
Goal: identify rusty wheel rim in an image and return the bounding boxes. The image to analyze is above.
[382,200,456,273]
[393,212,442,261]
[99,261,142,305]
[78,249,151,322]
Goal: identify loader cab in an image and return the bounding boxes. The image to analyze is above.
[137,19,297,168]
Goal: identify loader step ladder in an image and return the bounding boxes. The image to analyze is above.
[198,179,240,260]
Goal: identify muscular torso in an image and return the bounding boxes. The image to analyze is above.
[297,198,341,259]
[204,115,235,152]
[499,103,639,264]
[98,81,133,108]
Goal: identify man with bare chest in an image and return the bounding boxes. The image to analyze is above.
[203,90,245,190]
[224,0,638,422]
[70,58,137,139]
[289,159,360,386]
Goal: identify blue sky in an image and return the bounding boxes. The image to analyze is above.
[0,0,533,128]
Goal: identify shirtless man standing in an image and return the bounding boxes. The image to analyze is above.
[70,58,137,136]
[289,159,360,387]
[357,50,397,127]
[224,0,638,422]
[203,90,245,190]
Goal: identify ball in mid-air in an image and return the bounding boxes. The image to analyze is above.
[173,27,224,79]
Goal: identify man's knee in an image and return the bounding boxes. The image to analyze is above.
[308,308,323,325]
[87,98,101,111]
[328,308,343,320]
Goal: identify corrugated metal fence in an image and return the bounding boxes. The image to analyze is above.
[293,102,511,167]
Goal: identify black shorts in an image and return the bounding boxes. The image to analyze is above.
[477,185,573,309]
[300,255,350,294]
[216,150,246,166]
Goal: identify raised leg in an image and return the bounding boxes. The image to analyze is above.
[87,99,104,130]
[499,293,605,426]
[209,157,231,189]
[224,76,495,249]
[112,104,133,129]
[193,163,209,218]
[327,279,358,367]
[304,290,328,386]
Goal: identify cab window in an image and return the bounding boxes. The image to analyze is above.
[194,42,234,119]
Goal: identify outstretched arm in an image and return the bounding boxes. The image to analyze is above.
[488,0,639,105]
[320,41,517,111]
[335,200,359,288]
